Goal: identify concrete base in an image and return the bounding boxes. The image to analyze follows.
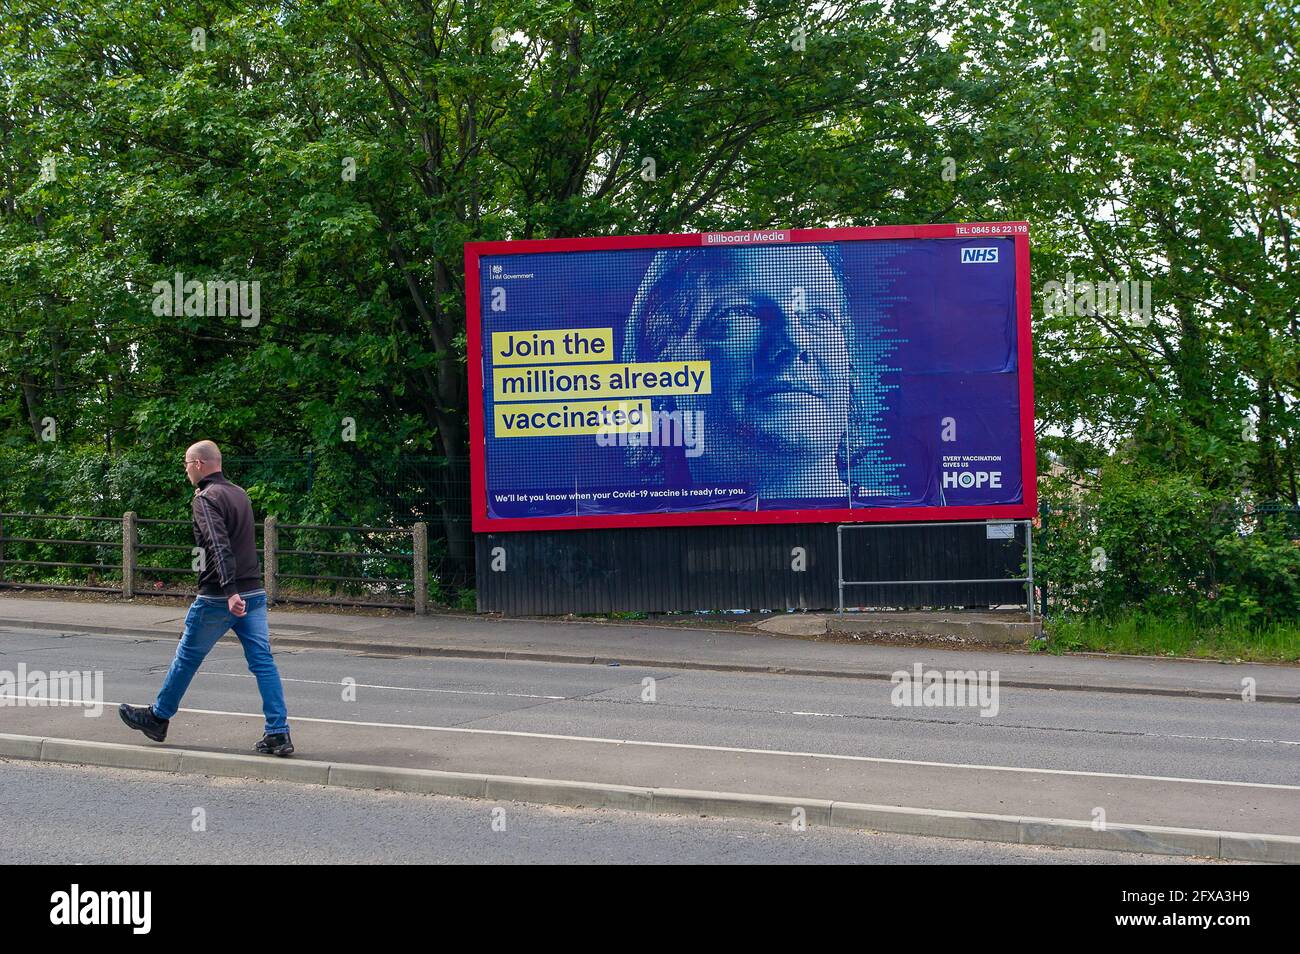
[828,610,1040,645]
[754,615,830,637]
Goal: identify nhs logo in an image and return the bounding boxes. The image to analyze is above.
[960,247,999,264]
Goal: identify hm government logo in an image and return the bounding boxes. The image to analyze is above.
[50,885,152,934]
[487,262,534,281]
[960,247,999,264]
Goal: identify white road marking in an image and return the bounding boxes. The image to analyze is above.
[35,695,1293,792]
[201,672,565,701]
[195,673,1300,746]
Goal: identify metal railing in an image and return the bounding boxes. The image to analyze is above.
[0,512,439,613]
[0,513,123,593]
[836,519,1035,620]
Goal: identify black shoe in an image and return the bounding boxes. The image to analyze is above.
[255,732,294,757]
[119,703,169,743]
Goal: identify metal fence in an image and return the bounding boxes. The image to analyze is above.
[0,514,123,594]
[0,512,459,613]
[837,519,1034,618]
[0,451,474,583]
[6,498,1297,618]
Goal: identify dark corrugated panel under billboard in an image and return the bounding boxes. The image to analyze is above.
[475,522,1027,615]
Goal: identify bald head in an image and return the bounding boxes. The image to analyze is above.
[188,440,221,464]
[185,441,223,486]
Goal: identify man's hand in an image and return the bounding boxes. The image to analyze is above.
[228,593,247,617]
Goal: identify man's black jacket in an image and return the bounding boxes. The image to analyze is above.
[191,471,262,597]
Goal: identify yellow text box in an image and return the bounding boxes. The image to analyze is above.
[492,327,614,365]
[494,400,653,438]
[494,361,711,402]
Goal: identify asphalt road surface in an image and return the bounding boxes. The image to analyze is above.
[1,625,1296,860]
[0,758,1223,864]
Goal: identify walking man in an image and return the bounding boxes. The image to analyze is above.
[119,440,294,756]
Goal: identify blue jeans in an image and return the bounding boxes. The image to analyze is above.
[154,591,290,735]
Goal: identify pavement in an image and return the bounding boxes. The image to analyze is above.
[1,593,1297,702]
[2,601,1298,862]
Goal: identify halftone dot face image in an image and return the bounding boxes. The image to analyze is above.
[681,246,850,457]
[631,245,854,498]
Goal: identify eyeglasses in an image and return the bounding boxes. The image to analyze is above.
[184,459,203,467]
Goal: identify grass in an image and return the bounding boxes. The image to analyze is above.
[1037,611,1300,663]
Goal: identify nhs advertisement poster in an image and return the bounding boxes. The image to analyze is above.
[466,224,1036,532]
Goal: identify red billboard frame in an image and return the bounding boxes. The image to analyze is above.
[465,222,1036,533]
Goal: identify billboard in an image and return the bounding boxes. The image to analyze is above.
[466,223,1035,532]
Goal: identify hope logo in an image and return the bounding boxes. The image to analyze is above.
[942,470,1002,488]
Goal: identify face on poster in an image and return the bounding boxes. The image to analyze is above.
[467,225,1035,531]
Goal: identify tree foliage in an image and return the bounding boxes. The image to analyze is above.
[1,0,1297,610]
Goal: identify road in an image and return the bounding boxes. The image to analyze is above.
[0,759,1219,864]
[1,625,1297,860]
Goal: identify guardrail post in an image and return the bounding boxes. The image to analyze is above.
[836,524,844,612]
[1037,501,1049,619]
[1025,520,1035,624]
[413,522,428,615]
[122,511,136,598]
[264,516,278,604]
